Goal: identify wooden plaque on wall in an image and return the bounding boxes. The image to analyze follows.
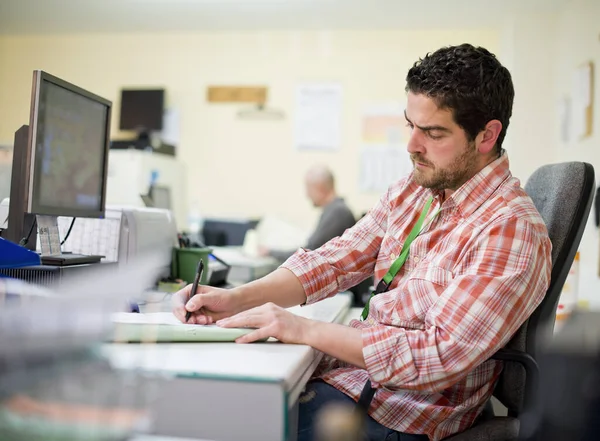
[207,86,267,104]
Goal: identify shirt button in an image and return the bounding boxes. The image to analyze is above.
[414,256,420,263]
[390,253,397,260]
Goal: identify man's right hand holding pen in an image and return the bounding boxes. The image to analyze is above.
[172,267,308,325]
[172,284,245,324]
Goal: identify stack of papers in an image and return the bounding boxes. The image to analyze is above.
[111,312,265,343]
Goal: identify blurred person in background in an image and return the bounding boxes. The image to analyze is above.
[260,164,355,262]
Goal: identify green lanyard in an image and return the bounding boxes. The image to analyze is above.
[360,196,438,321]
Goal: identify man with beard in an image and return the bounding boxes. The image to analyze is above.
[173,44,551,441]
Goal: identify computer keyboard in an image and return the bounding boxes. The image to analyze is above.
[40,253,104,266]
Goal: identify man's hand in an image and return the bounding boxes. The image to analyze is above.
[216,303,311,344]
[172,284,246,325]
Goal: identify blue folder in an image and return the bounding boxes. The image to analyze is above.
[0,237,41,270]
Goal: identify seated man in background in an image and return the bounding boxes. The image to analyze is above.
[174,43,552,441]
[261,164,356,262]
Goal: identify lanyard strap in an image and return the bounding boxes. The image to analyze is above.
[360,196,436,321]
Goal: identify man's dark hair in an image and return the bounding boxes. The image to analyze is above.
[406,43,514,155]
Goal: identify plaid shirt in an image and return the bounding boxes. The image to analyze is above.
[282,154,551,440]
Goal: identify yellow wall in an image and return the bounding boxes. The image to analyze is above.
[553,0,600,305]
[0,29,498,230]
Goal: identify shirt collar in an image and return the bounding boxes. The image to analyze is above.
[444,150,511,218]
[417,150,511,218]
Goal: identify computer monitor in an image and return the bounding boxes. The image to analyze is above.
[119,89,164,133]
[6,70,111,255]
[28,71,111,218]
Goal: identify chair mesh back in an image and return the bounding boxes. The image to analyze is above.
[495,162,595,412]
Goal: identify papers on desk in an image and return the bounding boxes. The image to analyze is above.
[110,294,351,344]
[111,312,265,343]
[254,215,309,252]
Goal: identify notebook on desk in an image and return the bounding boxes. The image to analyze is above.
[110,312,267,343]
[110,294,352,344]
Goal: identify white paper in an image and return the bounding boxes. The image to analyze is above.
[362,102,410,145]
[359,102,412,192]
[571,64,592,140]
[294,83,342,151]
[255,215,309,251]
[39,208,122,262]
[36,215,62,256]
[110,312,262,342]
[112,312,184,326]
[160,107,180,146]
[358,102,413,192]
[359,145,412,192]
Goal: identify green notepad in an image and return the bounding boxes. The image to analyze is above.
[110,313,267,343]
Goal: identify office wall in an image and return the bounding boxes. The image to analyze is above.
[498,13,559,184]
[0,29,499,231]
[553,0,600,306]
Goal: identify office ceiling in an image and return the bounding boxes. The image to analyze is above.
[0,0,570,34]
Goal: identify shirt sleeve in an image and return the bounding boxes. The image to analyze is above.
[281,188,391,305]
[361,216,551,393]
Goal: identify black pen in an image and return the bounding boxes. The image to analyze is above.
[185,259,204,323]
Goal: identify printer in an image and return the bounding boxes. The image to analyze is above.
[1,199,177,284]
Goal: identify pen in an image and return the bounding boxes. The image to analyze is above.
[185,259,204,323]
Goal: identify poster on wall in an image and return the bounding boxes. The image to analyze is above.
[570,62,594,140]
[294,83,342,151]
[160,108,181,147]
[359,102,412,192]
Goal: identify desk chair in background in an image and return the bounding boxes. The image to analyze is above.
[445,161,596,441]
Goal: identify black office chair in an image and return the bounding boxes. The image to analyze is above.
[444,162,596,441]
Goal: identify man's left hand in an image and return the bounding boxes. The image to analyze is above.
[216,303,309,344]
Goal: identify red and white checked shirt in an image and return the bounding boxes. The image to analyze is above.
[282,153,551,441]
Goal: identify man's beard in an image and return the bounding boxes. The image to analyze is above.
[411,141,478,191]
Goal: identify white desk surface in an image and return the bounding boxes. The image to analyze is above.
[132,438,210,441]
[101,293,352,387]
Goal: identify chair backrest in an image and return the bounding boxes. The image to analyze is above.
[494,162,595,413]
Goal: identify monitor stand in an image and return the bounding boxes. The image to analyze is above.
[36,215,103,266]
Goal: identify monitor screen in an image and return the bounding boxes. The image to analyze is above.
[119,89,164,131]
[28,71,111,218]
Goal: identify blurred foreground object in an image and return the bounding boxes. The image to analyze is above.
[314,402,363,441]
[520,310,600,441]
[0,253,168,440]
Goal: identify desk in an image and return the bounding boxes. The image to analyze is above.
[132,438,210,441]
[211,246,279,283]
[103,293,351,441]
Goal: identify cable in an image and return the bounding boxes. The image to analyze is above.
[19,219,37,246]
[0,215,8,237]
[61,217,76,246]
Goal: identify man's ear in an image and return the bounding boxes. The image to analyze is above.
[477,120,502,154]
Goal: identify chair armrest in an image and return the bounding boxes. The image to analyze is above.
[492,348,539,419]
